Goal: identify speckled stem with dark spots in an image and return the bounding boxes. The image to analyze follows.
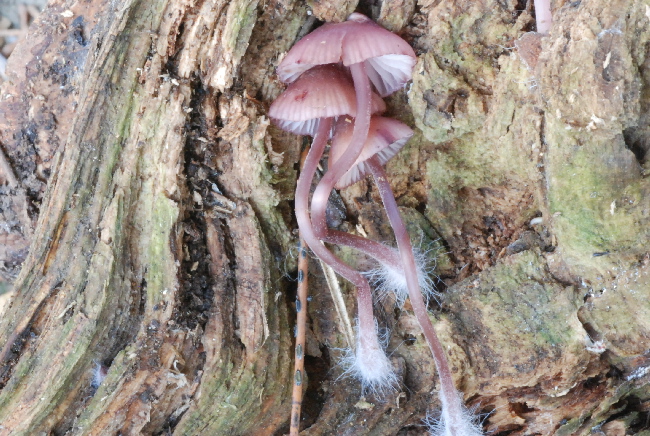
[290,236,309,436]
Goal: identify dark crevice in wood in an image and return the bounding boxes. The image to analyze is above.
[172,78,215,330]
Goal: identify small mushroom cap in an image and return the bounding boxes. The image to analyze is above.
[269,65,386,136]
[277,13,416,97]
[330,116,413,189]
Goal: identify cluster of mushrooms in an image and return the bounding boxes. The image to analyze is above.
[269,13,483,436]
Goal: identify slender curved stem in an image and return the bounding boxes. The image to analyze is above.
[367,156,464,431]
[294,117,376,353]
[323,230,401,268]
[311,62,372,239]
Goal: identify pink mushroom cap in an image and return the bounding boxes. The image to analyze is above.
[330,116,413,189]
[277,13,417,97]
[269,64,386,136]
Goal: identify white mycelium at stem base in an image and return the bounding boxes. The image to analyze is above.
[339,321,398,395]
[425,395,485,436]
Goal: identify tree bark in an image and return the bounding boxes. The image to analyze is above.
[0,0,649,435]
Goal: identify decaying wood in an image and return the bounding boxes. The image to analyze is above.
[1,0,650,434]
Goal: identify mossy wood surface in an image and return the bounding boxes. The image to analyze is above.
[0,0,649,434]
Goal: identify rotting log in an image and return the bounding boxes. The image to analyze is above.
[0,0,649,434]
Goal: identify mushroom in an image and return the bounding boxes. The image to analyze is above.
[274,15,482,432]
[329,116,413,189]
[269,64,385,136]
[327,116,484,436]
[277,13,416,97]
[269,64,396,392]
[276,12,416,240]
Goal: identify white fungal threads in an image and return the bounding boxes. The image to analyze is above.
[365,246,439,306]
[338,321,398,395]
[91,361,108,390]
[425,397,484,436]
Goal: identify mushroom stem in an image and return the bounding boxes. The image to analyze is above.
[295,118,387,385]
[534,0,552,34]
[311,61,372,239]
[366,156,466,432]
[324,230,401,267]
[290,236,308,436]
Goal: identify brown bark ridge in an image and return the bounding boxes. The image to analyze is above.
[0,0,649,434]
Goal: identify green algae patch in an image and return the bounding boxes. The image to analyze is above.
[145,195,180,307]
[226,0,259,55]
[174,360,283,435]
[544,117,650,280]
[0,311,95,424]
[555,415,586,436]
[445,250,589,396]
[175,310,292,435]
[409,52,487,145]
[535,0,650,282]
[410,51,544,258]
